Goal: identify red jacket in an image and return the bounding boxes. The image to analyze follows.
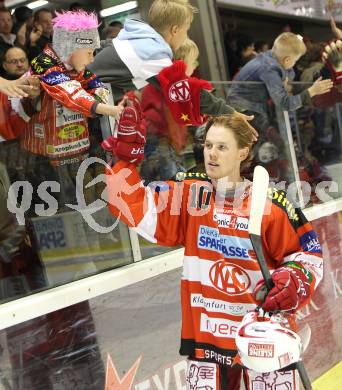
[141,83,188,152]
[15,45,108,158]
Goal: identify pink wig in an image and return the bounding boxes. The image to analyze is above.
[53,10,99,31]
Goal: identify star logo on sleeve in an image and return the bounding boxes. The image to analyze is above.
[180,113,190,122]
[105,354,142,390]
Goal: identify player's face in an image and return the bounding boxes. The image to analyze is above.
[204,125,248,183]
[68,48,94,72]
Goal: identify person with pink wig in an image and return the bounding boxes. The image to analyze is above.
[12,10,124,159]
[8,10,125,212]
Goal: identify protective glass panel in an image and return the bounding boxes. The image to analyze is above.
[292,93,342,204]
[0,117,133,304]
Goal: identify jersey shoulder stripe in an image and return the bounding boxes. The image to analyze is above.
[267,187,307,230]
[173,171,211,183]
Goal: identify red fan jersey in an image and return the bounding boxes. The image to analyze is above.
[17,45,108,158]
[106,161,323,365]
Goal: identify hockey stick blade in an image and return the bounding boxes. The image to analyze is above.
[248,166,273,290]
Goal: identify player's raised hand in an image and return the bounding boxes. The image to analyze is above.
[102,93,146,165]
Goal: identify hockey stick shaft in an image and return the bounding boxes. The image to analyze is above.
[249,234,273,291]
[297,360,313,390]
[248,166,274,291]
[249,166,312,390]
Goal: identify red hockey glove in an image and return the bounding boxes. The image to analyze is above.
[322,40,342,84]
[253,263,312,313]
[101,92,146,165]
[157,60,212,126]
[102,136,145,164]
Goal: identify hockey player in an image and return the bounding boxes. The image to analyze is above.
[104,110,323,389]
[89,0,256,137]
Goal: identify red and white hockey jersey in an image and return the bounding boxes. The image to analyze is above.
[17,45,108,159]
[106,161,323,365]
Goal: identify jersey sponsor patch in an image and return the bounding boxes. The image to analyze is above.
[75,37,93,45]
[300,230,322,254]
[191,293,255,316]
[200,313,238,338]
[268,187,303,229]
[213,211,249,231]
[72,89,95,101]
[248,342,274,358]
[87,77,105,90]
[58,124,86,140]
[55,102,84,127]
[34,123,45,139]
[31,54,56,74]
[46,138,89,156]
[197,225,253,260]
[209,261,251,296]
[41,71,70,85]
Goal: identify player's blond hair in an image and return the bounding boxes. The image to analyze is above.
[174,38,199,61]
[148,0,197,33]
[272,32,307,59]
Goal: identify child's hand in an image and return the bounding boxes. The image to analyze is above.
[102,95,146,165]
[112,100,126,119]
[24,76,41,98]
[233,111,259,142]
[112,103,124,120]
[16,23,27,46]
[284,76,293,94]
[234,111,254,122]
[0,77,38,98]
[308,76,334,97]
[29,25,43,46]
[331,17,342,40]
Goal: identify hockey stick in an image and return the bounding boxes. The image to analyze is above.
[248,165,313,390]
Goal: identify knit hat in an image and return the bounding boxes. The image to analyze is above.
[52,11,100,62]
